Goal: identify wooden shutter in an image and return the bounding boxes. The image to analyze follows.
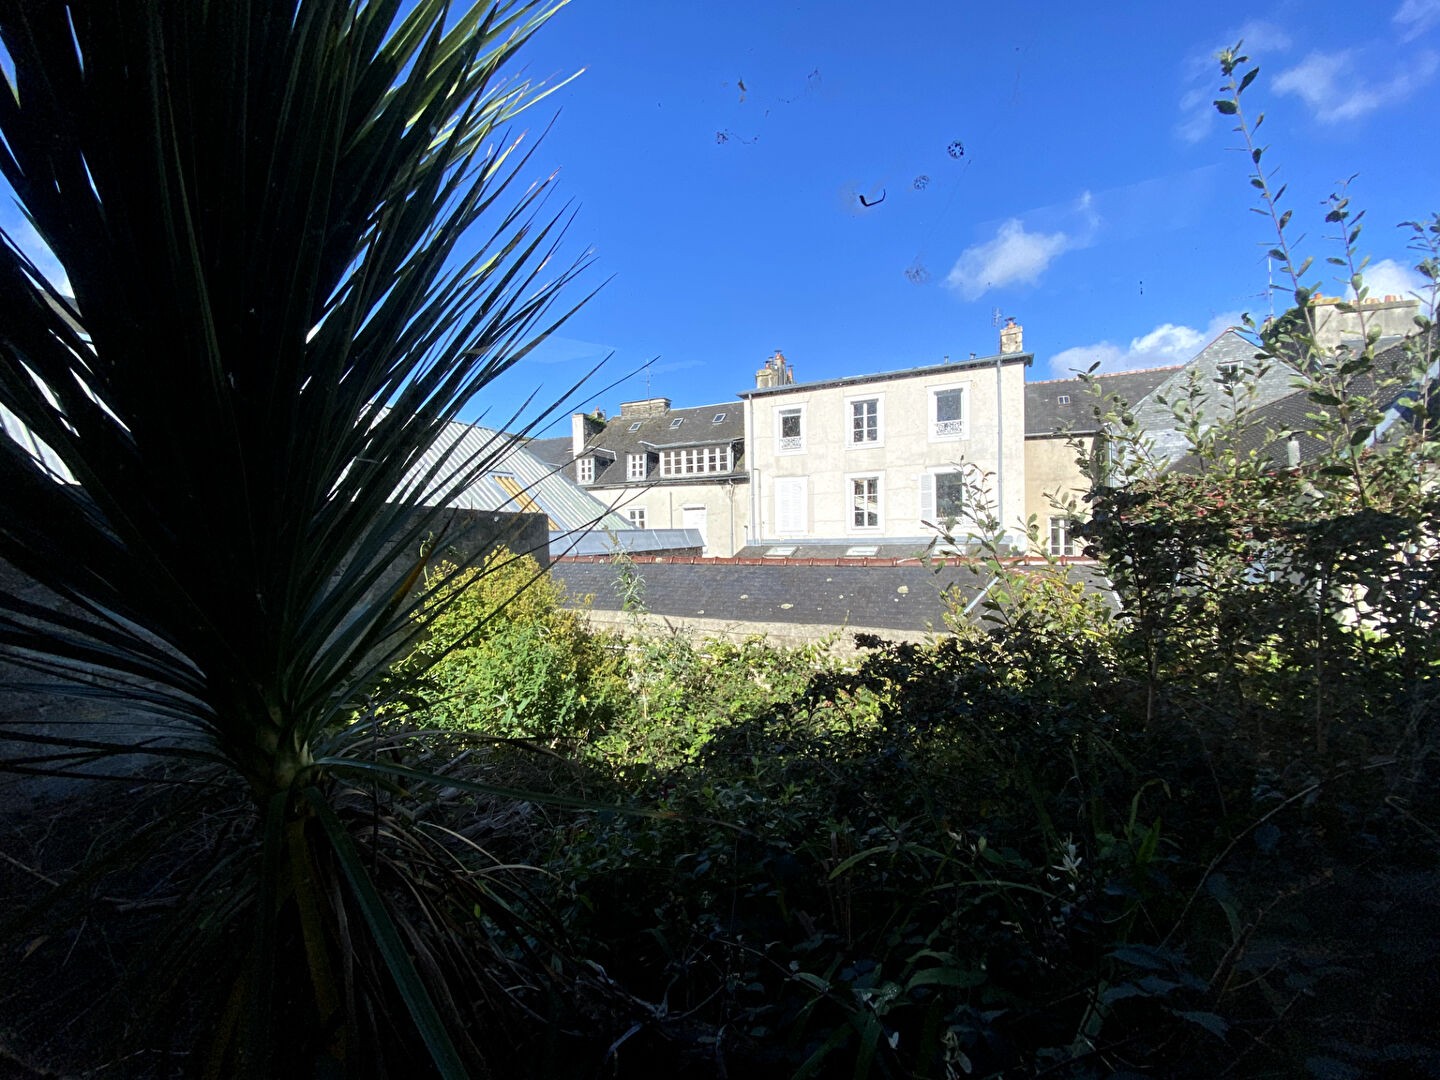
[775,477,806,535]
[919,472,935,525]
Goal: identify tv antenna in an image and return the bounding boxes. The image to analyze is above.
[991,307,1004,328]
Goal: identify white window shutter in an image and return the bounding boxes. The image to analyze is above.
[919,472,935,524]
[775,477,806,535]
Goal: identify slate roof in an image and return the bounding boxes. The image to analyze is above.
[525,435,574,469]
[1171,338,1431,472]
[582,400,747,486]
[1025,366,1181,437]
[737,350,1031,399]
[553,559,1113,632]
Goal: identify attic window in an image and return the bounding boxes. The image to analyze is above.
[628,421,642,432]
[669,417,684,429]
[844,545,879,557]
[764,545,797,558]
[1057,394,1071,405]
[712,412,726,423]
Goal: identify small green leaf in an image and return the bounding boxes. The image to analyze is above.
[1214,99,1239,115]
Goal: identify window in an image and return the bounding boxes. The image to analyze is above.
[764,545,797,557]
[931,387,965,439]
[849,475,880,530]
[1049,516,1078,557]
[849,396,881,445]
[920,469,965,526]
[627,453,648,480]
[627,421,642,432]
[1057,394,1071,405]
[669,417,684,429]
[659,445,732,477]
[712,412,726,424]
[493,474,559,529]
[577,456,595,484]
[776,405,805,453]
[774,477,807,535]
[627,507,647,528]
[845,545,878,557]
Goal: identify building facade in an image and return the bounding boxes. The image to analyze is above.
[567,396,750,557]
[740,332,1031,550]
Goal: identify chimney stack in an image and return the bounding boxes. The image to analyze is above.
[571,410,606,456]
[1000,317,1023,355]
[755,350,794,388]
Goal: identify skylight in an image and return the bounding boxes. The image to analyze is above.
[669,417,684,429]
[712,412,726,423]
[764,545,797,557]
[628,421,642,432]
[844,545,879,557]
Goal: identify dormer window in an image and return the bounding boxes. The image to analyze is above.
[577,456,595,484]
[627,452,648,480]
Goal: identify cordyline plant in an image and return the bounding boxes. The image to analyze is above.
[0,1,591,1074]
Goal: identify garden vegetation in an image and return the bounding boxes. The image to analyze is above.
[1,13,1437,1080]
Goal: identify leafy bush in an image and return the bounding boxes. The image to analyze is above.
[398,550,628,743]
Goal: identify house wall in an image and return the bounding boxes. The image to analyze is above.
[1023,434,1095,545]
[589,479,750,557]
[744,358,1028,546]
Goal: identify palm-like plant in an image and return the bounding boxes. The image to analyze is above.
[0,1,586,1073]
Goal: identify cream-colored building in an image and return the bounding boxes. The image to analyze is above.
[740,326,1031,550]
[566,397,751,557]
[1022,366,1178,555]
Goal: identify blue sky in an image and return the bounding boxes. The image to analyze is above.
[6,1,1439,436]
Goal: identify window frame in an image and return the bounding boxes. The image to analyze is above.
[929,385,967,441]
[845,393,883,448]
[626,452,648,481]
[920,467,965,529]
[577,456,595,484]
[1049,515,1078,557]
[658,445,732,478]
[775,403,806,455]
[626,506,647,529]
[845,472,883,533]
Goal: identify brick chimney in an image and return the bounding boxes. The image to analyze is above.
[999,317,1023,354]
[754,350,795,388]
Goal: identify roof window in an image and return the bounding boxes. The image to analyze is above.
[628,421,642,432]
[764,545,797,558]
[712,412,726,423]
[1057,394,1071,405]
[844,545,879,557]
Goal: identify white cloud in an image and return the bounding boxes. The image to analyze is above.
[1354,257,1431,300]
[945,220,1073,300]
[1394,0,1440,42]
[1044,312,1243,380]
[1274,48,1439,122]
[945,193,1096,301]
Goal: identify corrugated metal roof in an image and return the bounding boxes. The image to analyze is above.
[408,415,631,535]
[552,528,704,557]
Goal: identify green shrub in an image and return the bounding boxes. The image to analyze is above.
[399,549,628,742]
